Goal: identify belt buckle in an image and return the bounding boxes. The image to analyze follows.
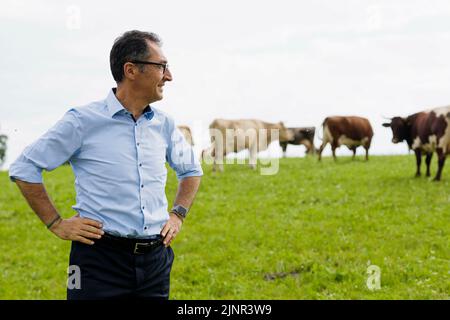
[134,241,158,254]
[134,242,150,255]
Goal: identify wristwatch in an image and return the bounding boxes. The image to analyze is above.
[170,205,189,220]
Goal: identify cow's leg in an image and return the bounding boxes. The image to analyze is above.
[280,142,287,158]
[213,142,224,172]
[364,146,369,161]
[212,161,223,172]
[218,153,224,172]
[308,146,316,155]
[414,149,422,177]
[331,143,338,161]
[304,141,311,155]
[425,152,433,177]
[211,147,217,172]
[310,140,316,155]
[249,144,257,170]
[351,147,356,160]
[303,140,314,156]
[433,148,446,181]
[219,149,225,172]
[318,142,327,162]
[364,140,371,161]
[212,158,224,172]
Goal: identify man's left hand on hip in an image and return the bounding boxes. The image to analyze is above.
[160,212,183,247]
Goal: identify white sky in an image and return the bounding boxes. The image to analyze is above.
[2,0,450,169]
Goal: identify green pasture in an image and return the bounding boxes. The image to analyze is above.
[0,155,448,299]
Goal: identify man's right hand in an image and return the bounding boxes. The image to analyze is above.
[49,214,104,245]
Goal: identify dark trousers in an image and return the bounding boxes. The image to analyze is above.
[67,238,174,300]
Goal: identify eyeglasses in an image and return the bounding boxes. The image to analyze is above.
[129,60,169,73]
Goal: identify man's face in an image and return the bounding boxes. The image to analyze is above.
[134,40,173,103]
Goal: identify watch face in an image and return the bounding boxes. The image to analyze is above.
[173,205,188,216]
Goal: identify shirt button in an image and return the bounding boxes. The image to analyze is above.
[142,206,145,210]
[139,163,142,167]
[141,184,144,188]
[144,227,148,230]
[137,142,140,146]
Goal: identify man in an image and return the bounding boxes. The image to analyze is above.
[9,30,202,299]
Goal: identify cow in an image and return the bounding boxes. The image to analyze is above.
[279,127,316,156]
[206,119,294,171]
[382,106,450,181]
[318,116,373,161]
[177,125,194,146]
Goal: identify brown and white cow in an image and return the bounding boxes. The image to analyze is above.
[382,106,450,181]
[177,125,194,146]
[206,119,293,171]
[279,127,316,156]
[318,116,373,161]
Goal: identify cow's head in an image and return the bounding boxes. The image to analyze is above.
[278,122,295,142]
[382,117,409,143]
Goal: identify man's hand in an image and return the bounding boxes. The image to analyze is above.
[50,214,104,245]
[13,180,104,245]
[160,212,183,247]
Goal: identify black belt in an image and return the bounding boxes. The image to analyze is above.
[97,232,163,255]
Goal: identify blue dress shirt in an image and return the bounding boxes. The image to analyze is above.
[9,89,203,238]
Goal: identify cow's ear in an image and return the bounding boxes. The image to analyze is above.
[382,123,391,127]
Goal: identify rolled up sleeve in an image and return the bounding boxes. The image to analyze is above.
[166,122,203,180]
[9,109,83,183]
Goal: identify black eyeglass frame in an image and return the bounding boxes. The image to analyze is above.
[129,60,169,73]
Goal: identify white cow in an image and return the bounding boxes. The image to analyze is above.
[205,119,293,172]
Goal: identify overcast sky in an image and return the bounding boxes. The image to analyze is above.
[2,0,450,169]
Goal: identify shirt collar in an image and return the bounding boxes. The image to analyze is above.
[106,88,154,120]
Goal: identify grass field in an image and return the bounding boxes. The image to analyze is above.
[0,155,449,299]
